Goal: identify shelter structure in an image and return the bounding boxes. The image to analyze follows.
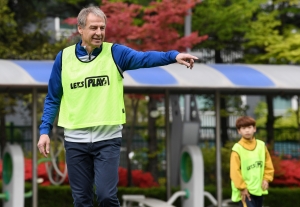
[1,59,300,207]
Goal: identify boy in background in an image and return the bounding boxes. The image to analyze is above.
[230,116,274,207]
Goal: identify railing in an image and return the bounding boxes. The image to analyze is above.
[3,124,300,168]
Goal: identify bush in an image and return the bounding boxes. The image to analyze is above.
[0,160,159,188]
[0,182,298,207]
[118,167,159,188]
[201,141,235,187]
[271,154,300,187]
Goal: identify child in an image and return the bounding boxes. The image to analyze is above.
[230,116,274,207]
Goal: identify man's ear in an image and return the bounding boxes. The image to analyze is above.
[78,26,82,35]
[237,129,241,135]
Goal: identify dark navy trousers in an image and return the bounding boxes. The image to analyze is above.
[239,194,264,207]
[64,138,122,207]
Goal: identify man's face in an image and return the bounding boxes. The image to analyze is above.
[78,13,106,53]
[237,125,256,140]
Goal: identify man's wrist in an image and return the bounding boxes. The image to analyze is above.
[39,130,49,136]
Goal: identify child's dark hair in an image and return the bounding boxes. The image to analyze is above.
[235,116,256,129]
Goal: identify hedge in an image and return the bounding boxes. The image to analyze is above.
[0,182,299,207]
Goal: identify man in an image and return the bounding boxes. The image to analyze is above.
[37,5,198,207]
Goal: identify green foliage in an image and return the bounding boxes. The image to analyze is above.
[5,123,23,142]
[274,108,298,128]
[0,0,74,60]
[243,11,281,54]
[191,0,300,64]
[0,181,297,207]
[262,32,300,64]
[244,0,300,63]
[0,0,20,58]
[0,94,17,115]
[198,94,248,117]
[192,0,264,51]
[201,141,235,187]
[57,0,96,5]
[254,101,268,127]
[266,187,300,207]
[254,99,300,141]
[16,39,72,60]
[255,100,299,128]
[123,95,156,171]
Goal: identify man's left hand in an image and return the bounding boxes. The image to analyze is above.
[175,53,198,69]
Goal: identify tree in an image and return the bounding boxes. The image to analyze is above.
[244,0,300,64]
[191,0,265,145]
[123,94,167,184]
[125,94,142,186]
[243,11,282,63]
[64,0,208,50]
[0,94,18,156]
[102,0,207,51]
[108,0,153,6]
[192,0,264,63]
[1,0,73,59]
[0,0,73,155]
[0,0,20,58]
[8,0,100,20]
[199,94,248,145]
[243,0,300,145]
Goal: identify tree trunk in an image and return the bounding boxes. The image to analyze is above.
[146,97,158,182]
[297,96,300,132]
[215,50,228,146]
[220,96,229,146]
[215,49,223,64]
[0,112,7,157]
[127,98,139,187]
[266,95,274,145]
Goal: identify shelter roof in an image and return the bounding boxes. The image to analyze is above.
[1,59,299,94]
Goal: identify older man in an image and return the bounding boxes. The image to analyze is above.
[37,6,198,207]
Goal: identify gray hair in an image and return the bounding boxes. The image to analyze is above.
[77,6,107,28]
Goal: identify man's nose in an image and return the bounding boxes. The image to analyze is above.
[95,28,101,35]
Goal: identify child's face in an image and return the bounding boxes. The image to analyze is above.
[237,125,256,139]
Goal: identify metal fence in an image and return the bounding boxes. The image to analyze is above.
[3,123,300,188]
[4,124,300,165]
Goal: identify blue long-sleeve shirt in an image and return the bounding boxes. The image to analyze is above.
[40,41,179,136]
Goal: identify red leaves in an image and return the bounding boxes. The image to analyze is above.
[127,94,164,101]
[118,167,159,188]
[272,155,300,187]
[62,0,208,52]
[132,170,159,188]
[63,17,77,25]
[101,0,208,51]
[0,159,158,188]
[101,1,141,45]
[0,158,68,186]
[118,167,128,186]
[4,154,300,188]
[127,94,146,100]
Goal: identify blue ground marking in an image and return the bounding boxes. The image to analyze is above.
[208,64,275,87]
[12,60,53,83]
[126,67,178,85]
